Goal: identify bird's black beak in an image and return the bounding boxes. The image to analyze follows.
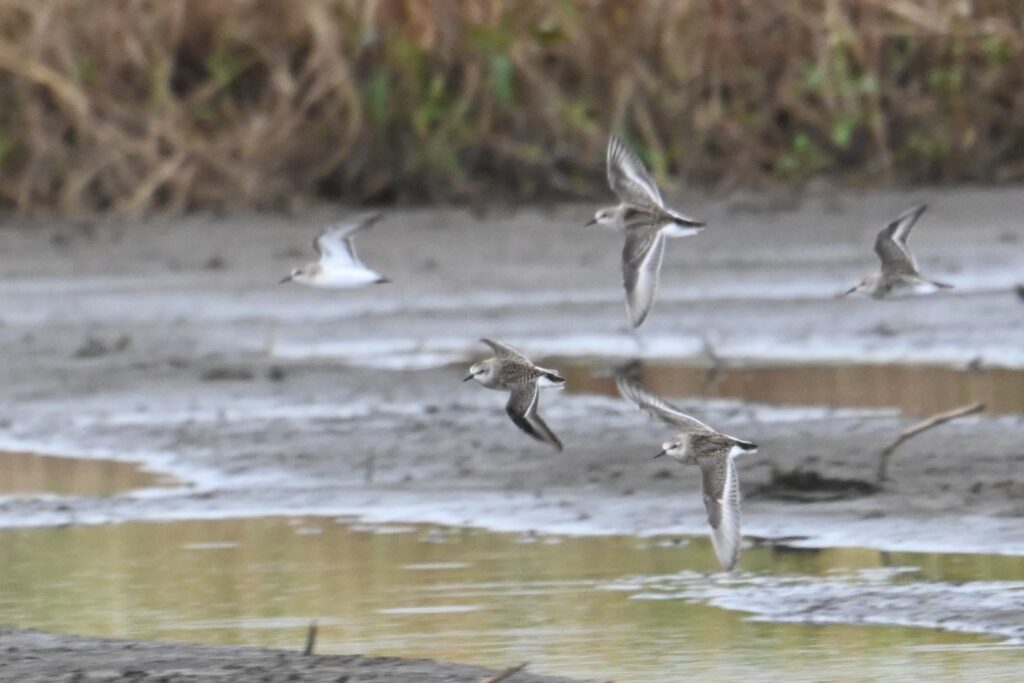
[279,275,293,284]
[838,286,857,298]
[653,450,667,459]
[584,218,597,227]
[462,374,473,382]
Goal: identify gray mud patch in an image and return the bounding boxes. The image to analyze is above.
[0,193,1023,675]
[0,629,590,683]
[754,467,880,502]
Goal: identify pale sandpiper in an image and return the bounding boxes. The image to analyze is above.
[842,204,953,299]
[464,338,565,451]
[587,134,706,327]
[617,375,756,571]
[281,212,390,287]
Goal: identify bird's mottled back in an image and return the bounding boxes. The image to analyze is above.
[616,376,753,571]
[690,432,741,458]
[465,338,565,452]
[496,359,544,387]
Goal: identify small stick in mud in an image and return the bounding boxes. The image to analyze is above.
[480,661,528,683]
[303,620,318,656]
[877,401,985,483]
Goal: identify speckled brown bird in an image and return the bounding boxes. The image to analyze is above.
[586,134,706,327]
[617,375,757,571]
[842,204,953,299]
[463,338,565,451]
[280,212,390,288]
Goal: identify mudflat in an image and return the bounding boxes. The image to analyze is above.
[0,188,1022,677]
[0,629,592,682]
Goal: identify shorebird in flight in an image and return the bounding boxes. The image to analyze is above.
[281,212,390,288]
[617,375,756,571]
[842,204,952,299]
[464,338,565,451]
[587,134,705,327]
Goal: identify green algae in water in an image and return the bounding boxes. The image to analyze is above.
[0,517,1022,682]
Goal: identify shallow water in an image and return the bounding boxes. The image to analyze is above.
[554,359,1024,415]
[1,517,1022,682]
[0,451,175,497]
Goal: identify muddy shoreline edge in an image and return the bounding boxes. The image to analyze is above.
[0,628,595,683]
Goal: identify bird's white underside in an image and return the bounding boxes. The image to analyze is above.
[661,223,703,238]
[304,268,383,288]
[727,443,755,458]
[536,374,564,389]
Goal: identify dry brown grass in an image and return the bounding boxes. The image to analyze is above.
[0,0,1023,216]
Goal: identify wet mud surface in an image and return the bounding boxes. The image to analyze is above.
[1,188,1023,679]
[0,629,590,683]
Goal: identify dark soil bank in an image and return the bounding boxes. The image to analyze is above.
[0,629,593,683]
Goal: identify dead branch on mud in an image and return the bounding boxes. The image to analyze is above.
[877,401,985,483]
[303,620,318,656]
[480,661,528,683]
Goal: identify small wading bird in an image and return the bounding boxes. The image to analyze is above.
[617,375,757,571]
[463,339,565,451]
[587,134,706,327]
[842,204,953,299]
[281,212,390,287]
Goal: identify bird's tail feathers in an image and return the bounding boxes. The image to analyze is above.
[668,210,706,228]
[728,438,758,455]
[538,370,566,388]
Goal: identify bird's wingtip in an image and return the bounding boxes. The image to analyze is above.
[628,306,649,328]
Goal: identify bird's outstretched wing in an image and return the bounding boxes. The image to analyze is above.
[622,226,666,328]
[874,204,926,277]
[480,338,531,363]
[615,376,714,433]
[700,453,742,571]
[313,212,384,268]
[607,134,664,209]
[506,383,563,451]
